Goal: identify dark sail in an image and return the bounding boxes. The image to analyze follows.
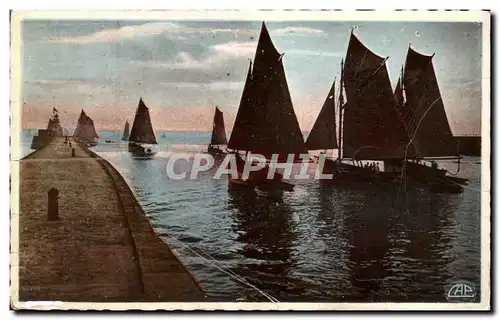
[228,61,254,151]
[73,110,98,142]
[129,98,157,145]
[210,106,228,145]
[394,76,404,109]
[306,80,338,150]
[402,47,457,157]
[122,121,130,140]
[227,22,307,159]
[342,33,415,160]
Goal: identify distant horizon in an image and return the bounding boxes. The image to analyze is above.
[22,126,481,137]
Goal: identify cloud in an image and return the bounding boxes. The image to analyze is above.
[286,49,344,57]
[160,81,245,91]
[42,22,181,44]
[212,41,256,57]
[273,27,325,35]
[30,80,89,86]
[41,22,326,45]
[130,40,256,70]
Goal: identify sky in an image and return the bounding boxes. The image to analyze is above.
[20,19,482,135]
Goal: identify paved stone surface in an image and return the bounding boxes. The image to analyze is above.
[18,137,206,302]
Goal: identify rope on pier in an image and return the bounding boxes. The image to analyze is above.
[167,236,280,303]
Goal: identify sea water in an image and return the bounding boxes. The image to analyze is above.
[19,130,482,302]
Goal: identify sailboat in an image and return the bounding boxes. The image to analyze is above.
[306,79,340,175]
[227,22,306,198]
[207,106,228,155]
[73,109,99,147]
[328,31,415,185]
[121,121,130,141]
[394,46,466,192]
[128,98,158,157]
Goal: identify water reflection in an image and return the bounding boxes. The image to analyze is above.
[341,186,460,302]
[227,184,299,302]
[83,137,480,303]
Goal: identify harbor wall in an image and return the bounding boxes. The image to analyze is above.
[17,138,206,304]
[30,129,55,150]
[79,143,208,301]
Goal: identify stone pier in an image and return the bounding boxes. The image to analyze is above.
[16,137,206,303]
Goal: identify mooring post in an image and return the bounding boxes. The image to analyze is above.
[47,188,59,221]
[71,148,75,157]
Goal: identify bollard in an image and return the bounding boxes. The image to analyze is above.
[47,188,59,221]
[71,148,75,157]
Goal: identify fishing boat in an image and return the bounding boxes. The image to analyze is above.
[73,109,99,147]
[121,121,130,141]
[323,31,415,186]
[306,80,342,176]
[394,46,467,193]
[128,98,158,157]
[207,106,228,155]
[227,22,307,198]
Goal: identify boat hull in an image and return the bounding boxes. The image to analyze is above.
[208,145,227,155]
[128,142,157,158]
[404,161,465,193]
[316,158,464,193]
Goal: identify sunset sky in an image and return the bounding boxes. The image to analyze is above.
[21,19,482,135]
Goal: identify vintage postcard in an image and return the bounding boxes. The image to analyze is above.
[10,10,490,311]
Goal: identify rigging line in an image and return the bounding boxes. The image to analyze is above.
[347,57,390,105]
[188,244,280,303]
[165,235,279,303]
[400,95,443,181]
[170,237,280,303]
[167,235,279,303]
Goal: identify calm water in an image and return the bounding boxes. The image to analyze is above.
[21,130,482,302]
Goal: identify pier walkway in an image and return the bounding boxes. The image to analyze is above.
[17,137,206,302]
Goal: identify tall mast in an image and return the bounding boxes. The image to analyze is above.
[338,59,344,160]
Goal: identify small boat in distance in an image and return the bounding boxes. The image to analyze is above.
[128,98,157,157]
[73,109,99,147]
[121,121,130,141]
[208,106,228,155]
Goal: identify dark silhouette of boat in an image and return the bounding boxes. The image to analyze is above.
[306,79,339,174]
[121,120,130,141]
[207,106,228,155]
[227,22,306,199]
[73,109,98,147]
[310,31,465,193]
[128,98,157,158]
[394,46,467,192]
